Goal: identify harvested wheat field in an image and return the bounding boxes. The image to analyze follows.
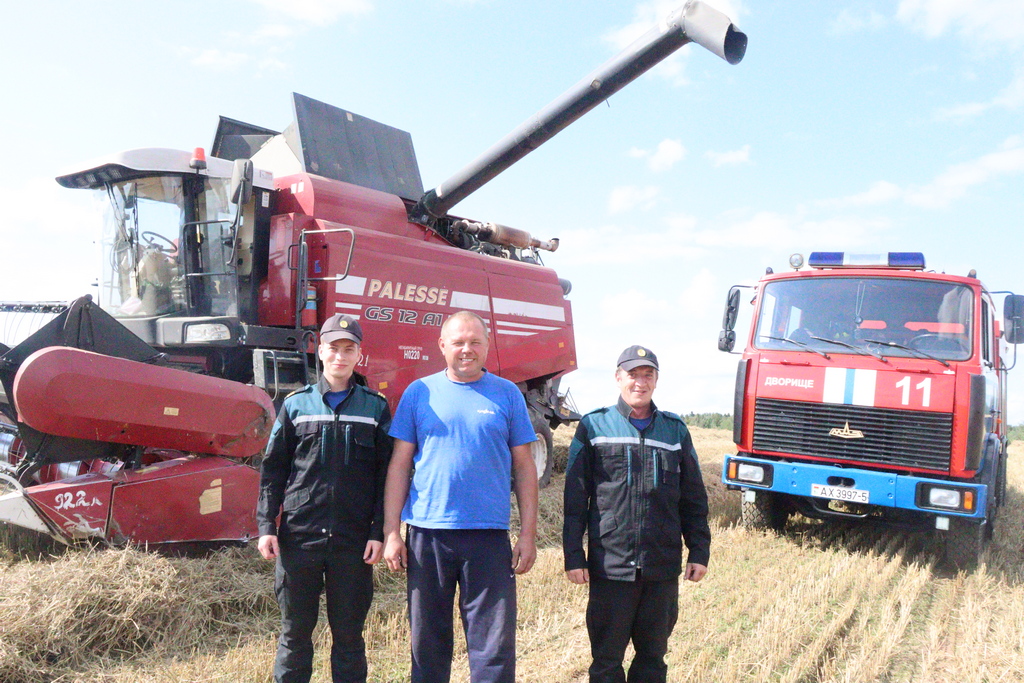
[2,428,1024,682]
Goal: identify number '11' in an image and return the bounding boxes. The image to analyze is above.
[896,376,931,407]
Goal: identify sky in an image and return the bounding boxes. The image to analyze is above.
[1,0,1022,420]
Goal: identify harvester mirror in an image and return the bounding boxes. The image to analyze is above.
[230,158,254,206]
[1004,294,1024,344]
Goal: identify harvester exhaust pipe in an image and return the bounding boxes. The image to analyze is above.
[454,220,560,252]
[411,0,746,223]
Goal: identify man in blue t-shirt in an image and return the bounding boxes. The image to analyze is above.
[383,310,538,683]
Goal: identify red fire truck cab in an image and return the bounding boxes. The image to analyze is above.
[719,251,1024,569]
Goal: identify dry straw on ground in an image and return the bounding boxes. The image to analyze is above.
[2,428,1023,682]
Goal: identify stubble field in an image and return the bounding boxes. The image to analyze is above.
[2,428,1024,682]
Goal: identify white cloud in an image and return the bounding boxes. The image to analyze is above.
[897,0,1024,51]
[247,24,299,43]
[181,48,251,71]
[670,210,885,250]
[831,8,888,35]
[629,139,687,172]
[704,144,751,167]
[817,180,902,209]
[935,68,1024,120]
[904,140,1024,208]
[608,185,661,214]
[815,137,1024,209]
[248,0,373,26]
[0,179,102,305]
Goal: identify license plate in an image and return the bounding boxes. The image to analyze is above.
[811,483,869,504]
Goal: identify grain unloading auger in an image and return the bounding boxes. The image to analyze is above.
[0,1,745,548]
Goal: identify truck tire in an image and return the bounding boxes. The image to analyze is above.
[740,490,788,532]
[944,517,985,571]
[529,411,553,489]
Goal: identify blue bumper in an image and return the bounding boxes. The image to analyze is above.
[722,455,987,519]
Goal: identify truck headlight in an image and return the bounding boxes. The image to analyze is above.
[920,485,976,512]
[185,323,232,343]
[726,459,772,486]
[737,463,766,483]
[928,488,961,509]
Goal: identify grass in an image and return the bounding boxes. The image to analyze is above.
[2,428,1024,681]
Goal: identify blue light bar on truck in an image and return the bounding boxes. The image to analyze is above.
[807,252,926,270]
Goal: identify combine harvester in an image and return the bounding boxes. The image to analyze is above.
[0,2,746,550]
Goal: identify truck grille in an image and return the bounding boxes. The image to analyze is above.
[752,398,953,472]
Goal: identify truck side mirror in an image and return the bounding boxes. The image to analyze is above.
[718,287,742,352]
[1004,294,1024,344]
[230,159,254,206]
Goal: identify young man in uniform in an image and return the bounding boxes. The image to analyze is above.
[257,313,392,683]
[563,345,711,683]
[382,310,539,683]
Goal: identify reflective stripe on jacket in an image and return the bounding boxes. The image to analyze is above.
[257,376,392,550]
[563,397,710,581]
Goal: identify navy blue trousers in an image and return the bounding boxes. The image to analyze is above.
[273,545,374,683]
[587,575,680,683]
[406,526,517,683]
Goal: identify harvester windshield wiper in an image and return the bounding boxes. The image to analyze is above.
[859,339,950,367]
[762,335,830,359]
[808,335,887,362]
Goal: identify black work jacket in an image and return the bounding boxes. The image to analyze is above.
[563,397,711,581]
[257,376,392,551]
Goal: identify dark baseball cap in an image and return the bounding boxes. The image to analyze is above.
[320,314,363,344]
[617,345,659,371]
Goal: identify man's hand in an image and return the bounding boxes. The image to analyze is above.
[684,563,708,582]
[566,568,589,584]
[383,531,407,572]
[257,534,279,561]
[364,540,383,565]
[512,532,536,575]
[510,442,539,575]
[382,440,414,573]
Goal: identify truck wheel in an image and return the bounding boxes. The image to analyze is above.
[944,517,986,571]
[529,412,553,489]
[740,490,788,532]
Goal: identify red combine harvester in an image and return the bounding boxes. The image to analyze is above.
[0,2,746,549]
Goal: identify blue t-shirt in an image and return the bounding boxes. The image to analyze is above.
[324,388,350,410]
[389,370,536,529]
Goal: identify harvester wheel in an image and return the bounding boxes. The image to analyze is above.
[529,412,553,489]
[741,490,788,532]
[943,517,986,571]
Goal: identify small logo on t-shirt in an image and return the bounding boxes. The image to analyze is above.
[477,409,496,415]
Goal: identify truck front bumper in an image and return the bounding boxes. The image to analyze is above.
[722,455,987,519]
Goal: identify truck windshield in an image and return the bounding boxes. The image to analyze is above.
[754,277,973,362]
[98,175,237,318]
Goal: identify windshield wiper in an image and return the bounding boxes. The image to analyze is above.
[808,335,887,362]
[859,339,950,368]
[763,335,831,359]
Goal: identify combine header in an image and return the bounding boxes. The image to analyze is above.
[0,1,746,549]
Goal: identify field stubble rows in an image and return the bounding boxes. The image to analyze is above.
[1,428,1023,682]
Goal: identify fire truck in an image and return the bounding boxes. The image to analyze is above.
[719,251,1024,568]
[0,2,746,548]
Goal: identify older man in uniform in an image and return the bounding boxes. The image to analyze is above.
[563,345,710,683]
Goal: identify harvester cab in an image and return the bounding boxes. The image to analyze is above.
[0,1,746,548]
